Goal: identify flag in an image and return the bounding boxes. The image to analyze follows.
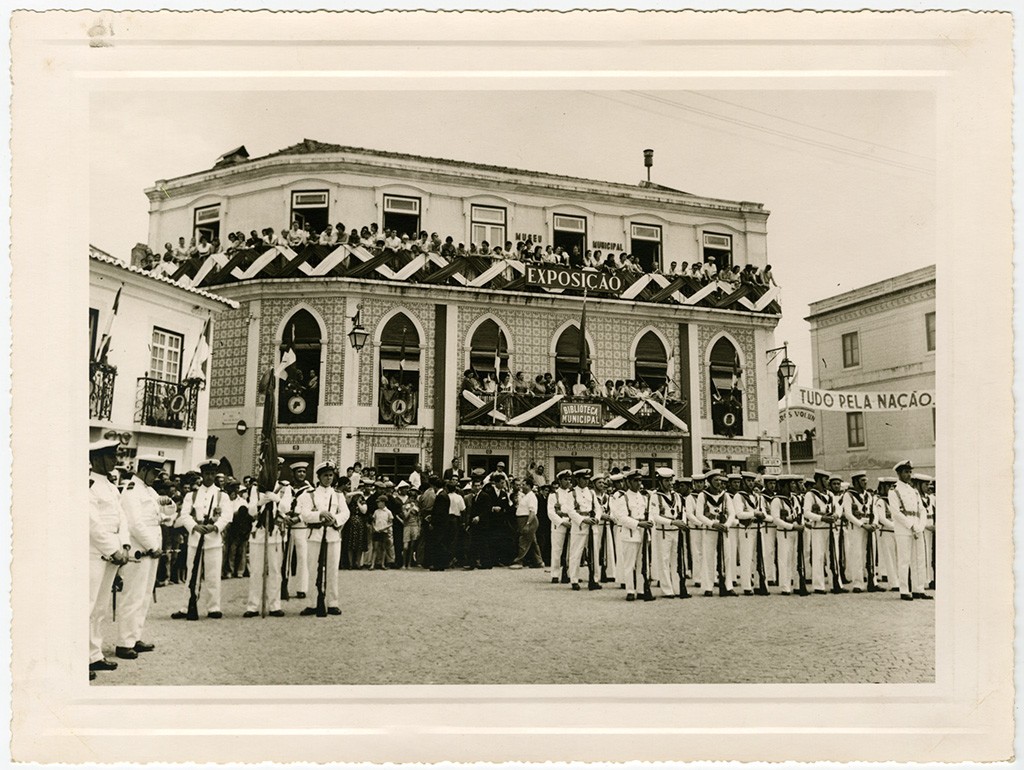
[256,367,279,494]
[577,289,590,385]
[665,346,677,399]
[731,355,742,394]
[398,326,407,386]
[186,316,211,381]
[94,285,122,363]
[274,348,297,380]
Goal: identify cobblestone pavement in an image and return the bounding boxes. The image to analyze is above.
[93,568,934,686]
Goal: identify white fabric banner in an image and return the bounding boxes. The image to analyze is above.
[791,386,934,412]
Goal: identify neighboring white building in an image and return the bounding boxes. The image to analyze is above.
[89,246,238,473]
[805,265,936,481]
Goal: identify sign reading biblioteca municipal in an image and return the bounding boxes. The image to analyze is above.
[792,386,935,412]
[526,264,637,295]
[560,401,604,427]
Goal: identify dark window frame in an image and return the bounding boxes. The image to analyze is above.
[842,331,861,368]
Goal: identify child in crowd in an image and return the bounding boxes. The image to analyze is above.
[371,497,393,569]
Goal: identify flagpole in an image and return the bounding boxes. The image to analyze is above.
[184,313,211,382]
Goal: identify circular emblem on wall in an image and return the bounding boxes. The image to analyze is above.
[391,398,408,415]
[722,412,737,428]
[287,395,307,415]
[168,394,187,414]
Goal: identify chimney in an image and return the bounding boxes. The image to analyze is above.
[643,148,654,184]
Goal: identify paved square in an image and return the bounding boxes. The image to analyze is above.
[94,568,934,686]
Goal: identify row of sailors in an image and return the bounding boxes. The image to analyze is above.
[88,443,352,677]
[545,459,936,602]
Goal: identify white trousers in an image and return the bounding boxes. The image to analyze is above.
[736,527,756,591]
[762,527,777,583]
[776,530,798,592]
[549,524,568,581]
[879,530,897,588]
[306,538,342,608]
[179,545,223,614]
[809,528,832,591]
[116,555,158,648]
[246,539,283,612]
[924,529,935,585]
[844,526,868,589]
[592,523,617,581]
[613,526,624,583]
[894,532,927,595]
[688,529,703,586]
[619,539,645,594]
[568,526,593,585]
[651,528,680,596]
[700,529,719,590]
[89,557,119,663]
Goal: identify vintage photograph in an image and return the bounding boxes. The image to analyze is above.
[86,86,938,687]
[11,8,1014,764]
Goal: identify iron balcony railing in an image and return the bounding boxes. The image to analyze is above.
[135,376,201,431]
[89,361,116,422]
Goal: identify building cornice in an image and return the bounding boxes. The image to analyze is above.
[147,154,768,221]
[90,251,238,310]
[209,275,781,329]
[806,284,934,329]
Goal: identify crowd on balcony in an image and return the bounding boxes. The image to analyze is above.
[135,216,779,289]
[460,369,676,402]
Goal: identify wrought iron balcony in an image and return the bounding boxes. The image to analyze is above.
[89,361,116,422]
[459,391,689,433]
[135,376,201,431]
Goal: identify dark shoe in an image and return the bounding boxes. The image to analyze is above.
[463,566,476,571]
[768,580,778,587]
[891,587,900,592]
[813,590,827,595]
[560,576,570,584]
[243,570,250,577]
[207,611,223,619]
[724,590,738,597]
[550,577,558,583]
[643,594,657,602]
[327,607,342,616]
[619,583,626,590]
[571,584,581,591]
[913,593,934,600]
[90,670,96,680]
[243,611,258,618]
[901,594,914,601]
[869,586,886,592]
[781,591,792,596]
[134,641,155,653]
[300,607,317,616]
[296,592,307,599]
[852,587,863,593]
[588,582,603,591]
[831,588,849,594]
[626,594,636,602]
[171,611,189,620]
[89,659,118,671]
[269,610,286,617]
[927,581,936,590]
[114,647,138,660]
[703,591,713,597]
[743,590,753,596]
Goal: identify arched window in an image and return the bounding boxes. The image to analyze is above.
[709,337,743,437]
[554,324,590,388]
[634,331,668,390]
[469,319,509,377]
[278,309,321,424]
[378,313,421,426]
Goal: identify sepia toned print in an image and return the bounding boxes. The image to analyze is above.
[11,8,1014,764]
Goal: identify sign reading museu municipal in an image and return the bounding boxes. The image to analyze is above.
[526,265,638,294]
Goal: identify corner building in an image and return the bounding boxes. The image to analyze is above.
[145,140,783,479]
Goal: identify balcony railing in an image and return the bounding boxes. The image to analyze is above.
[459,391,689,433]
[135,376,201,431]
[782,440,814,462]
[89,361,116,421]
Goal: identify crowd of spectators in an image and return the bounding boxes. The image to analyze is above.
[135,217,778,289]
[460,369,676,402]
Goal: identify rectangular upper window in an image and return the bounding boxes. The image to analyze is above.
[383,195,420,214]
[471,205,506,249]
[842,331,860,368]
[193,204,220,244]
[846,412,865,448]
[150,327,183,383]
[925,311,936,352]
[702,231,732,270]
[632,223,662,242]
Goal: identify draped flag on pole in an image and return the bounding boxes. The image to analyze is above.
[577,288,590,386]
[185,315,211,381]
[256,367,280,494]
[274,348,297,380]
[94,285,122,364]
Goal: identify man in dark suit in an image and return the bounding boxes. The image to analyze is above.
[427,479,453,571]
[472,473,513,569]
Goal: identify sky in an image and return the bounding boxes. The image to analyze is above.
[90,88,936,379]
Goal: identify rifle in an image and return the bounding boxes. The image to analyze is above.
[186,532,206,620]
[560,526,570,584]
[315,530,329,616]
[754,518,769,596]
[259,497,274,618]
[598,520,609,582]
[793,502,809,596]
[638,499,655,602]
[677,521,690,599]
[586,517,597,588]
[827,520,842,593]
[838,521,849,584]
[716,526,728,597]
[866,525,877,592]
